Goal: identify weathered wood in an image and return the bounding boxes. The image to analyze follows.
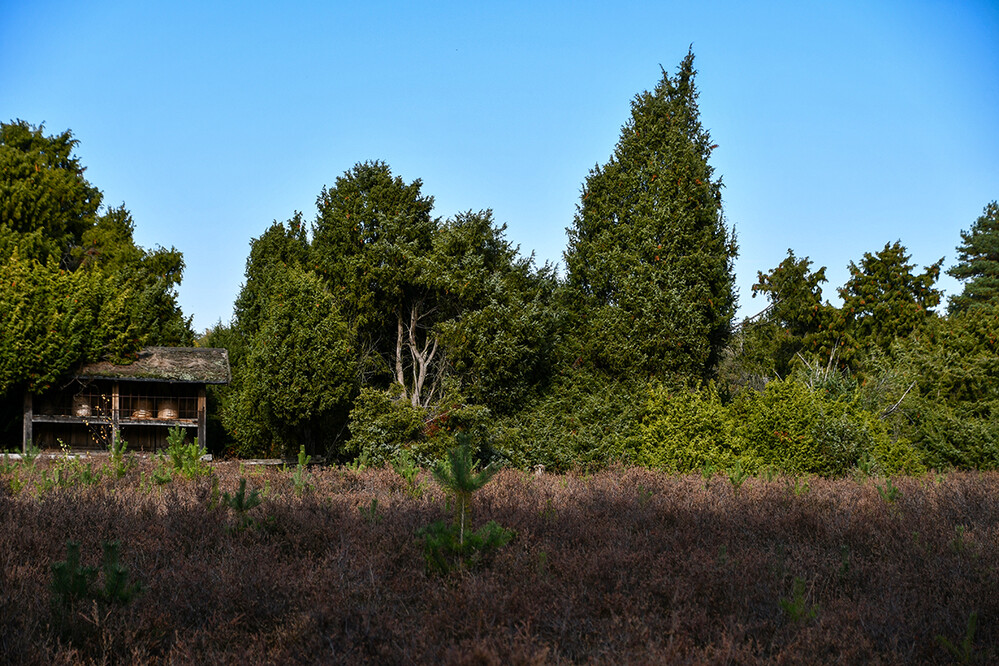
[112,381,121,448]
[197,387,207,451]
[23,392,32,453]
[26,347,229,452]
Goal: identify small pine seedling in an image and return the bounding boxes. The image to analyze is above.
[100,540,144,604]
[292,445,312,494]
[392,448,425,497]
[360,497,382,525]
[780,576,818,623]
[936,611,978,664]
[727,460,750,494]
[433,436,499,546]
[50,541,97,608]
[876,477,901,503]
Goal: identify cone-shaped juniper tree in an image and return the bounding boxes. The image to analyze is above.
[564,50,737,382]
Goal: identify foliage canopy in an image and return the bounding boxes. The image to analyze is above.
[564,51,737,382]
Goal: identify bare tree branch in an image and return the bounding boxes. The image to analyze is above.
[881,381,916,420]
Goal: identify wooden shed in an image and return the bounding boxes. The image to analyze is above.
[22,346,231,453]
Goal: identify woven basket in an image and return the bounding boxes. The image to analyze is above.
[157,399,179,420]
[132,398,153,420]
[73,395,91,418]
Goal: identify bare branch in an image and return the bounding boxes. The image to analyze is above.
[881,381,916,420]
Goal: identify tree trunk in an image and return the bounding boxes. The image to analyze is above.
[394,311,407,399]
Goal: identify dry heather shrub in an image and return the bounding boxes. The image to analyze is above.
[1,459,997,663]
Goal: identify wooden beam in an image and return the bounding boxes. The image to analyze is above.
[22,392,32,454]
[197,386,207,451]
[112,382,120,449]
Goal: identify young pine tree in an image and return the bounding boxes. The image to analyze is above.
[948,201,999,314]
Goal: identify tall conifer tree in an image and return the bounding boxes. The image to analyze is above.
[948,201,999,313]
[564,51,737,381]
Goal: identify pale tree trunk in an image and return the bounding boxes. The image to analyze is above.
[394,312,407,399]
[391,300,442,409]
[406,300,439,408]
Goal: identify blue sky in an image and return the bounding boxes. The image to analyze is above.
[2,1,997,332]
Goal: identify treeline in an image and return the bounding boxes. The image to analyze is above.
[0,120,192,442]
[202,52,736,466]
[3,52,997,474]
[202,52,998,475]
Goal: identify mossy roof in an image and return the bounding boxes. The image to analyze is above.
[77,347,231,384]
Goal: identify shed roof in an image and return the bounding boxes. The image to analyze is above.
[77,347,231,384]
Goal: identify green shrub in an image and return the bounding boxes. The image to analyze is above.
[637,383,745,473]
[345,386,495,468]
[433,436,500,545]
[344,387,428,466]
[731,379,823,474]
[222,477,264,531]
[392,447,425,497]
[493,369,645,472]
[417,519,515,574]
[51,540,143,614]
[107,434,135,478]
[290,445,312,494]
[731,378,908,476]
[906,398,999,471]
[780,576,818,623]
[416,436,514,573]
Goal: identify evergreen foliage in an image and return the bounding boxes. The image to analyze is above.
[890,305,999,469]
[564,51,737,382]
[311,161,439,403]
[737,249,833,381]
[637,378,922,477]
[638,383,742,473]
[217,162,555,458]
[492,369,646,472]
[432,436,500,546]
[0,120,191,442]
[224,254,357,457]
[0,120,101,265]
[837,241,942,357]
[948,201,999,313]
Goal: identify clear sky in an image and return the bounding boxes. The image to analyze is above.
[2,1,997,332]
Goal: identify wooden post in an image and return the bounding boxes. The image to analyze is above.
[197,387,207,451]
[112,382,120,448]
[22,392,32,454]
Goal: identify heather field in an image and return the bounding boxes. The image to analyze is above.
[1,456,997,664]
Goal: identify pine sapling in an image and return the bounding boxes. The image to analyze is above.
[433,436,499,546]
[223,477,263,530]
[50,541,97,609]
[727,459,750,494]
[936,611,978,664]
[292,444,312,494]
[780,576,818,623]
[876,476,901,503]
[100,540,144,604]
